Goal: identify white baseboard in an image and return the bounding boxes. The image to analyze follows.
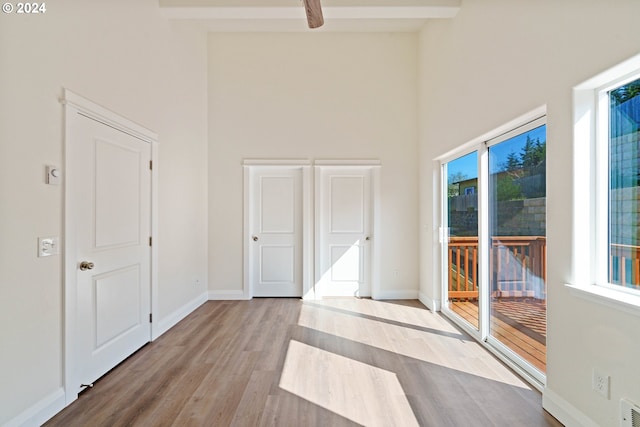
[4,387,65,427]
[208,289,248,300]
[542,388,599,427]
[152,292,208,340]
[418,291,441,312]
[373,289,418,300]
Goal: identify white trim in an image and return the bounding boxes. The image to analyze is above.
[574,52,640,91]
[62,89,158,406]
[485,335,545,388]
[243,165,252,301]
[477,142,490,339]
[429,161,443,310]
[153,293,208,340]
[441,305,482,341]
[243,159,311,166]
[314,159,381,166]
[314,166,322,298]
[63,95,78,407]
[60,89,157,143]
[565,283,640,318]
[373,289,418,300]
[302,166,315,300]
[594,84,609,287]
[243,162,312,299]
[150,141,159,341]
[3,388,65,427]
[572,87,597,287]
[571,52,640,306]
[208,289,248,300]
[484,115,547,148]
[542,388,600,427]
[418,291,441,312]
[314,162,381,299]
[370,165,382,300]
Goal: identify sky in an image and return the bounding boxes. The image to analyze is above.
[447,124,546,182]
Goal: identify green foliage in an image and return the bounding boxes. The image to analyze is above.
[496,175,522,201]
[520,135,546,168]
[504,151,521,171]
[610,78,640,105]
[448,171,468,197]
[500,137,546,172]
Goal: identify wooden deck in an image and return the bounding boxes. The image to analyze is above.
[447,235,547,373]
[450,298,546,373]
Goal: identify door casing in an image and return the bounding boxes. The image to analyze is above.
[243,160,380,300]
[62,89,159,406]
[315,160,381,299]
[243,160,312,299]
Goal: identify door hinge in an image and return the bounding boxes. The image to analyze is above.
[149,236,152,246]
[149,313,153,323]
[149,160,153,170]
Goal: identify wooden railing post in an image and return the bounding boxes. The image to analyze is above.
[447,235,547,301]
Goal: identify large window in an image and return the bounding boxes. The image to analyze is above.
[602,77,640,292]
[571,52,640,313]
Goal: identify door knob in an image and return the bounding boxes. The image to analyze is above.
[252,236,259,242]
[365,236,370,241]
[79,261,95,271]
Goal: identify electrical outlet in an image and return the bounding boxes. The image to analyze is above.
[38,236,59,257]
[592,369,610,399]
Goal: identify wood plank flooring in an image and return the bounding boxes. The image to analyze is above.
[450,299,547,372]
[45,299,562,427]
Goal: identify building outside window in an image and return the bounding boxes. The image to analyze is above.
[607,77,640,291]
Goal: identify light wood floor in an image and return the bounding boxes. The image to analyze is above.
[45,299,562,427]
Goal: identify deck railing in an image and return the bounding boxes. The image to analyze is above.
[448,236,547,300]
[609,243,640,288]
[448,238,640,298]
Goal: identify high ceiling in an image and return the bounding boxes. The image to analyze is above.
[159,0,461,32]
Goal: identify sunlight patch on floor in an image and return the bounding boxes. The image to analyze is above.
[279,340,419,427]
[298,300,530,389]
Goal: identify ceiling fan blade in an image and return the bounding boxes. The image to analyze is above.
[303,0,324,29]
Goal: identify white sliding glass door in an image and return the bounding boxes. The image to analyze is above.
[442,151,481,332]
[440,115,547,385]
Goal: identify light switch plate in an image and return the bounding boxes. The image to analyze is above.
[46,165,61,185]
[38,236,59,257]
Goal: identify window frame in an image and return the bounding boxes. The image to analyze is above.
[595,72,640,295]
[569,53,640,316]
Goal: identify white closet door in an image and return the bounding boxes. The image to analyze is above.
[249,167,303,297]
[316,167,372,297]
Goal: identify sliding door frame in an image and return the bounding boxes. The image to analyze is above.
[439,145,490,343]
[437,106,547,390]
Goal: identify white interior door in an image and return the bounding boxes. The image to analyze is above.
[248,166,303,297]
[68,110,152,392]
[316,167,372,297]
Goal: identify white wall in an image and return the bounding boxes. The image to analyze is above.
[0,1,208,424]
[208,33,419,299]
[418,1,640,426]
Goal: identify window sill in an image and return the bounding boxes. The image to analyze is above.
[565,283,640,318]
